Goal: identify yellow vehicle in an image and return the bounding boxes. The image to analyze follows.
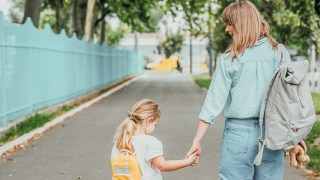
[147,57,180,71]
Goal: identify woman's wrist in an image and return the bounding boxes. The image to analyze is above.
[193,138,201,145]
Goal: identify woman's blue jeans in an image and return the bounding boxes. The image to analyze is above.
[219,118,284,180]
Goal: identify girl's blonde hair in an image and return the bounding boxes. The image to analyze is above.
[222,0,277,58]
[114,99,161,152]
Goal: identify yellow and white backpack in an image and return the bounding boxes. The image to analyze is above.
[111,149,142,180]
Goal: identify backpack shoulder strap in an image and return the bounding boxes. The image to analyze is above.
[277,44,291,63]
[254,44,291,166]
[253,69,280,166]
[119,149,143,176]
[119,149,135,155]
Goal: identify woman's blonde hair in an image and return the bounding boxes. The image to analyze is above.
[113,99,161,152]
[222,0,277,58]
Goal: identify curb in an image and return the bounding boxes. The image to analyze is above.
[0,75,141,157]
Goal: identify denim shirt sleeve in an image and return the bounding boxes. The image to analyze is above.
[198,55,232,124]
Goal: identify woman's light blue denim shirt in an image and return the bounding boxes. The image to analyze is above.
[198,38,290,124]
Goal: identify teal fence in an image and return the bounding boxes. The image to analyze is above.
[0,12,143,126]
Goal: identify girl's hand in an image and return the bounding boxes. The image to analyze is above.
[186,151,199,166]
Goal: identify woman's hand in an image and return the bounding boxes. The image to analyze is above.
[186,142,201,158]
[185,142,201,166]
[299,140,307,155]
[185,119,210,166]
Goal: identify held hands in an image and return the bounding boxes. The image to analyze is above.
[185,142,202,166]
[185,151,199,166]
[185,120,209,166]
[289,140,310,168]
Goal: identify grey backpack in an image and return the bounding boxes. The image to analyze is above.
[253,44,316,166]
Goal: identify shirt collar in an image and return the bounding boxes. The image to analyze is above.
[254,37,267,46]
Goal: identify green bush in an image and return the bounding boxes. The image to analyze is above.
[312,93,320,114]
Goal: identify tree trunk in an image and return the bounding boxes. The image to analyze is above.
[22,0,43,28]
[78,0,87,39]
[99,18,106,45]
[208,24,214,77]
[84,0,96,41]
[214,51,218,71]
[190,34,193,74]
[55,0,61,33]
[134,32,138,52]
[70,0,79,35]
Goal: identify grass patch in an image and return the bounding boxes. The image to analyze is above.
[193,74,211,89]
[306,145,320,170]
[61,104,77,112]
[0,113,57,145]
[306,121,320,143]
[306,121,320,170]
[312,93,320,114]
[0,104,76,146]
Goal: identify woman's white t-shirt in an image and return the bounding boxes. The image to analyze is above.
[111,135,163,180]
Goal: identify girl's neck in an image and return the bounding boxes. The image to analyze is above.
[134,125,146,136]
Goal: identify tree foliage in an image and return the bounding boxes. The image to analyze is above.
[7,0,25,23]
[8,0,319,53]
[10,0,163,43]
[105,24,130,47]
[40,0,71,33]
[159,33,185,58]
[165,0,207,36]
[106,0,163,33]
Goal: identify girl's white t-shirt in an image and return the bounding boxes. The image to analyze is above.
[111,135,163,180]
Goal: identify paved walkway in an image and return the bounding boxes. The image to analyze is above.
[0,72,307,179]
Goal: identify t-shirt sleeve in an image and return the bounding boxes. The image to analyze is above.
[145,137,164,161]
[111,145,119,159]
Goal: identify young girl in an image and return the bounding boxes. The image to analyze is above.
[111,99,198,180]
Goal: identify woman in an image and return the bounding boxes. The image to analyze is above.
[186,1,306,179]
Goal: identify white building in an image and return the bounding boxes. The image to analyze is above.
[119,33,209,74]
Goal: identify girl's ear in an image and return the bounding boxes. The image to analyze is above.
[146,117,153,126]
